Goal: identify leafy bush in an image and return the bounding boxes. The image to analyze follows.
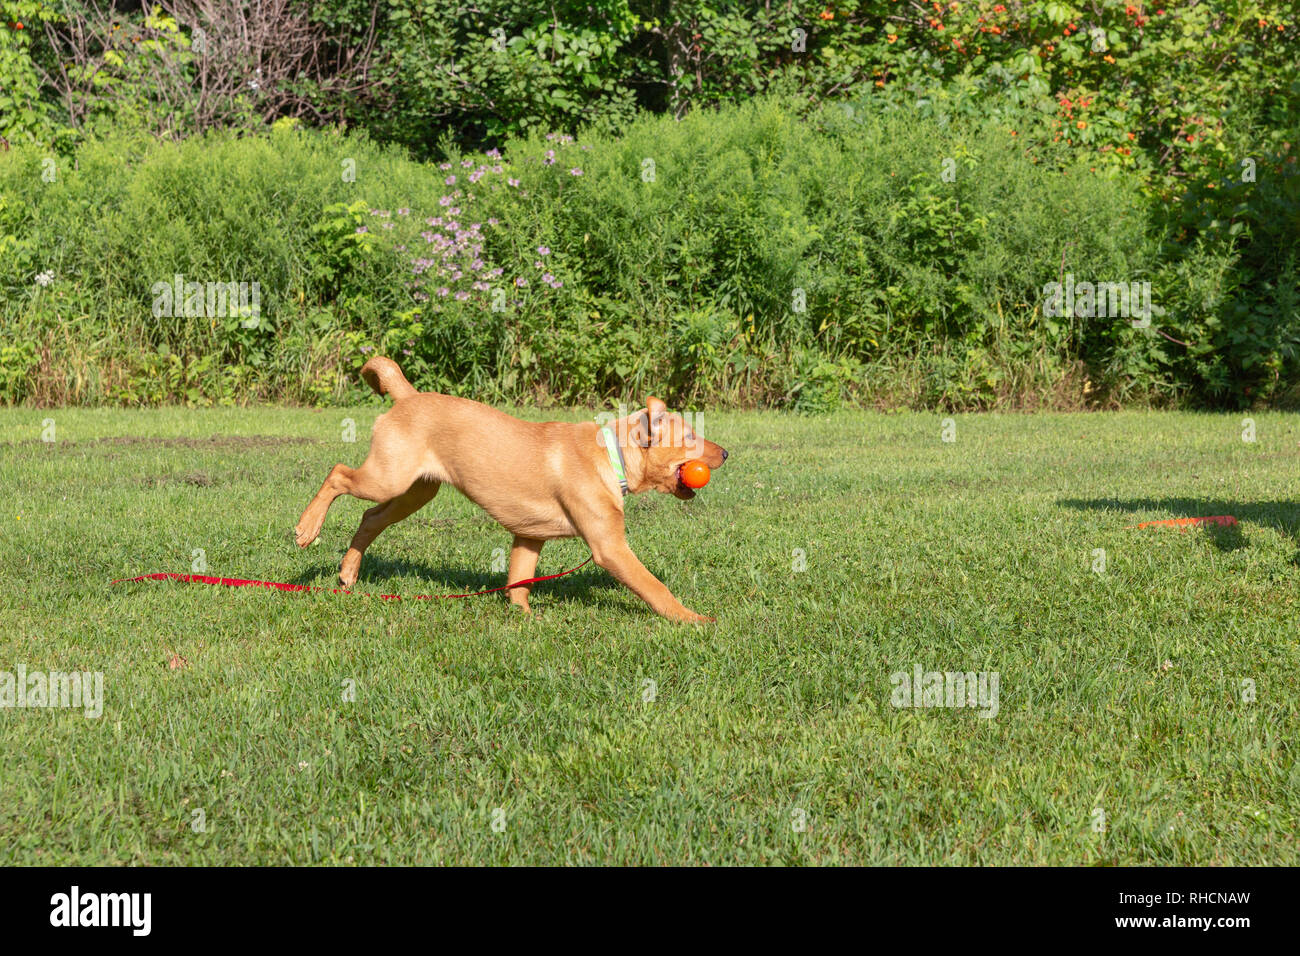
[5,97,1225,410]
[0,1,59,144]
[480,97,1160,408]
[0,125,450,403]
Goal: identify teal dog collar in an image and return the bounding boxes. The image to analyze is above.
[598,426,629,496]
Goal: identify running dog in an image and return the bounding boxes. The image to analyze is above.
[294,357,728,622]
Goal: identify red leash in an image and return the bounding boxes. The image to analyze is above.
[111,556,593,601]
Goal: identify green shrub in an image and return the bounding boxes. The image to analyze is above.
[482,96,1159,407]
[0,95,1294,410]
[0,125,450,403]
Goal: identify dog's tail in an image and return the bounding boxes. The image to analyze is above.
[360,356,418,401]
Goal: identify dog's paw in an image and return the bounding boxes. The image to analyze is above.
[680,610,715,624]
[293,524,318,548]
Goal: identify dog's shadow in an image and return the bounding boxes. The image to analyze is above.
[289,554,620,600]
[1057,496,1300,559]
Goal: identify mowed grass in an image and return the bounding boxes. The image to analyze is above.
[1,406,1298,865]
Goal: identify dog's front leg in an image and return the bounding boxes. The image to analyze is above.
[507,535,544,613]
[590,537,714,623]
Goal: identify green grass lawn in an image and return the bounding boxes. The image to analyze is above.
[2,406,1297,865]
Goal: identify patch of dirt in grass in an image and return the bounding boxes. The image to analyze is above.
[136,471,216,488]
[5,435,321,450]
[100,435,319,449]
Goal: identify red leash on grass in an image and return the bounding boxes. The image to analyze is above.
[111,556,593,601]
[1129,515,1237,530]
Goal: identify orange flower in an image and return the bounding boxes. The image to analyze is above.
[887,33,898,43]
[820,8,834,20]
[1103,54,1115,63]
[1076,121,1086,129]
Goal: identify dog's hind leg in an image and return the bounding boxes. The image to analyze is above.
[295,464,354,548]
[294,457,424,549]
[338,479,441,586]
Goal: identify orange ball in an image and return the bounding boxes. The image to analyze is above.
[679,459,711,489]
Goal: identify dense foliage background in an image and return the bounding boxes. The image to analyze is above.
[1,1,1297,409]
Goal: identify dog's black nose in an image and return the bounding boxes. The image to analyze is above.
[721,449,729,462]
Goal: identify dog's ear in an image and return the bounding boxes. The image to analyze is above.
[627,410,652,448]
[644,396,667,444]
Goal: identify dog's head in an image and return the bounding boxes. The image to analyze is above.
[619,397,728,500]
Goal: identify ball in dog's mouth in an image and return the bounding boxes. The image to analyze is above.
[674,460,710,500]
